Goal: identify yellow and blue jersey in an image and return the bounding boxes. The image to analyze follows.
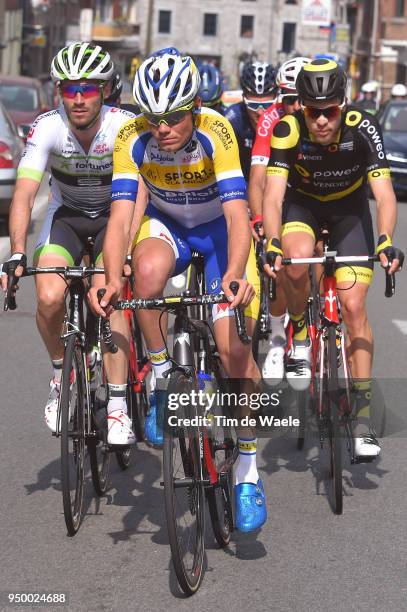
[111,107,247,228]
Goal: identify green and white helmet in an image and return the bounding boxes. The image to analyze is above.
[51,42,114,82]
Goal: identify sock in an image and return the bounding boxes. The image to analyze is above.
[289,311,308,343]
[52,358,63,383]
[147,346,171,379]
[107,383,127,416]
[270,314,286,347]
[235,438,259,485]
[353,379,372,436]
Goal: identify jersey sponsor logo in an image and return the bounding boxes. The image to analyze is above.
[358,118,385,160]
[209,119,234,150]
[251,155,268,165]
[328,144,338,153]
[301,154,323,161]
[210,277,221,291]
[257,106,285,137]
[75,161,113,171]
[313,165,360,178]
[77,177,103,187]
[112,190,133,198]
[314,180,352,188]
[164,169,214,183]
[181,151,201,163]
[220,189,245,200]
[295,164,310,178]
[159,232,173,245]
[27,127,35,139]
[368,168,391,180]
[339,141,354,152]
[150,151,174,163]
[94,143,109,155]
[117,121,138,142]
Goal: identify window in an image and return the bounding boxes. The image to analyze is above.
[395,0,405,17]
[240,15,254,38]
[285,0,297,3]
[203,13,217,36]
[158,10,171,33]
[282,22,296,53]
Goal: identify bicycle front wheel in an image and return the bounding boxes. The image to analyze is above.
[163,371,205,595]
[60,335,86,536]
[327,326,343,515]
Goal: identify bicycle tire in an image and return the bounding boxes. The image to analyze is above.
[205,360,236,547]
[163,371,205,595]
[327,326,343,515]
[60,335,86,536]
[87,354,111,494]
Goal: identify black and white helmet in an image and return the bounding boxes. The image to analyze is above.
[240,61,277,96]
[276,57,311,94]
[51,42,114,82]
[133,48,201,114]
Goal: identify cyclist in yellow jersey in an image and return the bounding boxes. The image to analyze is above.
[263,59,404,459]
[90,48,267,533]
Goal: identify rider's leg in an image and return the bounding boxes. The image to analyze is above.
[281,229,315,390]
[337,274,379,456]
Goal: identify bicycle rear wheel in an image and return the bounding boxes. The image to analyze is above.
[163,371,205,595]
[60,335,86,536]
[327,326,343,515]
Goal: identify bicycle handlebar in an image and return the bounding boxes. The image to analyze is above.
[3,266,106,311]
[275,253,396,298]
[114,282,252,345]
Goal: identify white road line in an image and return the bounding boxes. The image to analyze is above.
[392,319,407,335]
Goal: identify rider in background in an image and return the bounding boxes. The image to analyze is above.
[249,57,311,384]
[356,81,379,115]
[225,61,278,182]
[197,63,226,114]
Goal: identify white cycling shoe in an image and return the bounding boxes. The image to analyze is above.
[107,409,136,446]
[286,341,312,391]
[262,345,285,385]
[354,430,381,459]
[44,378,61,433]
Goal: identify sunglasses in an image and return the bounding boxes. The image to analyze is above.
[301,101,345,120]
[144,102,195,127]
[60,83,102,99]
[282,95,299,105]
[244,98,275,112]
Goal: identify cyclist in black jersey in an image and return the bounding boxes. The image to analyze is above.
[263,59,404,459]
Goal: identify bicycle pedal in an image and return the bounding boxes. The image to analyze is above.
[352,455,375,464]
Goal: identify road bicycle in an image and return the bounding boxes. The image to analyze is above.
[115,253,250,595]
[4,245,147,534]
[274,238,396,514]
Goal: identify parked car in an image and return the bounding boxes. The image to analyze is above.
[0,75,50,140]
[379,101,407,197]
[0,100,24,229]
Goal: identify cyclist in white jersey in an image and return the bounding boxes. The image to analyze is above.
[1,43,136,445]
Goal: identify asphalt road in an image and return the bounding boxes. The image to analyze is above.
[1,197,407,612]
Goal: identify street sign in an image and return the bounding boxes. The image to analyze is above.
[301,0,331,27]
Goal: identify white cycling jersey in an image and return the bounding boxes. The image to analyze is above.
[18,105,135,218]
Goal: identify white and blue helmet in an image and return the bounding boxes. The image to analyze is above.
[133,48,201,114]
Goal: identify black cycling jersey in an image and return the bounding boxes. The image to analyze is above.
[267,105,390,202]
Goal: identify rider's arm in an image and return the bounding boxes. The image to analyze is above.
[370,176,397,238]
[248,165,267,221]
[128,175,148,256]
[248,103,284,225]
[9,178,41,253]
[10,114,52,253]
[104,199,135,289]
[223,199,252,280]
[262,174,288,244]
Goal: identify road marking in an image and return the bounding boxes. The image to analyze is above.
[392,319,407,335]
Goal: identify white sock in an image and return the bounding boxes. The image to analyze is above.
[235,438,259,485]
[147,347,171,380]
[270,314,286,347]
[52,358,63,383]
[107,383,127,416]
